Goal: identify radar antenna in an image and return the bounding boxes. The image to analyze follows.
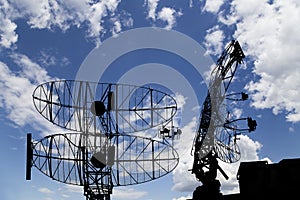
[191,40,257,199]
[32,81,177,135]
[26,132,179,199]
[27,81,179,200]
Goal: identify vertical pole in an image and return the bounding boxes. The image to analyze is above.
[152,140,155,179]
[150,89,153,127]
[26,133,32,180]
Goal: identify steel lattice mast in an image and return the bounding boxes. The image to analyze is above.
[191,40,257,198]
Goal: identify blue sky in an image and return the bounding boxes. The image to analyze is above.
[1,0,300,200]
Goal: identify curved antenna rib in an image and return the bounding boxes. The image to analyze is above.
[191,40,255,187]
[32,81,177,135]
[30,133,179,187]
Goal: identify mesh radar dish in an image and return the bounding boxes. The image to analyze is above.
[26,132,179,198]
[193,40,254,164]
[32,80,177,135]
[214,115,257,163]
[191,40,257,193]
[28,80,179,200]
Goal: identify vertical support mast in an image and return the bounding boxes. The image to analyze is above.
[26,133,33,181]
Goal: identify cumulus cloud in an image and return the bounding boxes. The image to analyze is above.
[0,0,129,48]
[0,0,18,48]
[144,0,182,30]
[157,7,182,30]
[236,0,300,122]
[171,117,202,192]
[202,0,224,14]
[204,25,225,56]
[205,0,300,123]
[0,18,18,49]
[173,134,265,195]
[171,115,264,194]
[145,0,160,20]
[218,134,265,194]
[0,53,64,136]
[0,1,283,198]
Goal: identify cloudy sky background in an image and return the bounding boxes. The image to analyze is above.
[1,0,300,199]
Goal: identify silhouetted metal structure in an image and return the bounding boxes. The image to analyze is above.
[27,81,179,200]
[27,132,178,199]
[32,81,177,134]
[191,40,257,199]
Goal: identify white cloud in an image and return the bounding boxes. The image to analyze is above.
[38,50,57,67]
[145,0,160,20]
[171,114,265,194]
[172,195,192,200]
[204,25,225,56]
[218,134,265,194]
[232,108,243,119]
[204,0,300,122]
[38,187,54,194]
[202,0,224,14]
[112,18,122,36]
[171,117,202,192]
[157,7,182,30]
[0,54,64,136]
[289,127,295,132]
[0,18,18,49]
[61,185,83,194]
[87,2,108,42]
[189,0,193,8]
[0,0,18,48]
[0,0,124,48]
[112,187,147,199]
[9,53,50,83]
[144,1,182,30]
[218,0,300,122]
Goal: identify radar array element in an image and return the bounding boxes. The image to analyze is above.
[26,81,180,200]
[191,40,257,199]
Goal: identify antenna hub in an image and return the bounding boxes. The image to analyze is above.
[90,101,106,116]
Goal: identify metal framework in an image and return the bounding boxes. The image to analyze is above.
[27,132,178,198]
[191,40,257,196]
[32,81,177,135]
[28,81,179,200]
